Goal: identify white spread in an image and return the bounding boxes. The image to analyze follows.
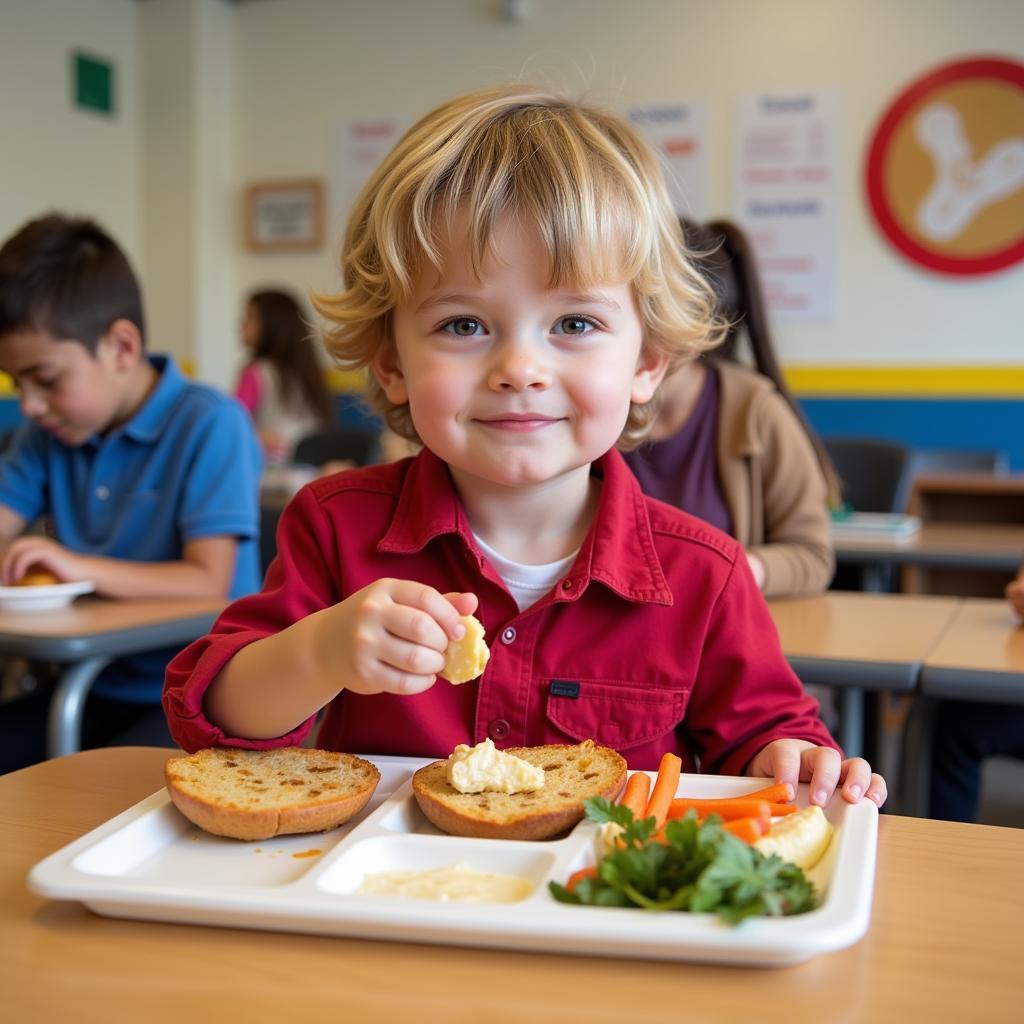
[357,862,534,903]
[445,738,546,794]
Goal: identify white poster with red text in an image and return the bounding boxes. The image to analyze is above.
[628,100,710,220]
[734,88,841,322]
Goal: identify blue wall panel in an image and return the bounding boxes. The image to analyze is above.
[800,398,1023,471]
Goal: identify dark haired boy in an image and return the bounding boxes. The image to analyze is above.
[0,213,262,772]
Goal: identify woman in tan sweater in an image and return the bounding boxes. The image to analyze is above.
[625,220,840,598]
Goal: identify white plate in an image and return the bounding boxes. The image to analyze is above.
[0,579,95,612]
[28,757,877,966]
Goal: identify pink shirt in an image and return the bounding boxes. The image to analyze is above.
[163,449,837,773]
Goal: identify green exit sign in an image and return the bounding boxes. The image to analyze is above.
[73,51,115,116]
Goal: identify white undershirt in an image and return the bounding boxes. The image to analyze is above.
[473,532,578,612]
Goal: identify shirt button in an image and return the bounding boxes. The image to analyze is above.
[561,578,574,591]
[95,486,110,500]
[489,718,511,740]
[500,626,516,645]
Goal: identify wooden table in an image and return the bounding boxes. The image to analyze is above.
[0,596,224,757]
[920,598,1024,703]
[768,592,961,758]
[833,521,1024,591]
[2,747,1020,1022]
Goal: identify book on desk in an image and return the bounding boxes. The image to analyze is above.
[829,511,922,542]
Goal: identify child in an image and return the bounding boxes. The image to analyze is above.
[165,86,885,808]
[234,288,333,465]
[625,219,841,598]
[0,213,262,772]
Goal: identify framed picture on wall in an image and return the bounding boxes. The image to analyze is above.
[244,179,324,252]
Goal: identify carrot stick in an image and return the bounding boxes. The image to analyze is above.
[723,817,769,843]
[618,772,652,820]
[645,753,682,829]
[738,782,794,804]
[667,798,772,823]
[768,802,798,816]
[565,866,598,892]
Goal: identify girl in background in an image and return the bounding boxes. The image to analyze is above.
[625,219,841,599]
[235,289,334,464]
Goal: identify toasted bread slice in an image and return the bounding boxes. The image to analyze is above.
[164,746,380,841]
[412,740,626,840]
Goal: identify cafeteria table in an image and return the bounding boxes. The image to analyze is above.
[2,747,1020,1022]
[901,598,1024,816]
[768,591,961,759]
[0,596,224,757]
[832,521,1024,592]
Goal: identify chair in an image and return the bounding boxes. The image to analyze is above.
[293,428,381,468]
[823,437,911,513]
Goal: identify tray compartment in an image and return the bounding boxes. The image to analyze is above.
[316,834,558,901]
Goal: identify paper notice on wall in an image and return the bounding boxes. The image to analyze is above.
[628,100,710,219]
[330,117,406,244]
[734,88,842,322]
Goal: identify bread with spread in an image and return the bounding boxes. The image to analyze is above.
[164,746,381,840]
[412,739,627,840]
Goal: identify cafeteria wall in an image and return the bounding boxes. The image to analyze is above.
[1,0,1022,461]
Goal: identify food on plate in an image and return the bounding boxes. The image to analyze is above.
[754,804,834,870]
[552,797,818,923]
[12,568,61,587]
[164,746,380,841]
[439,613,489,684]
[445,737,545,794]
[412,739,627,840]
[357,862,534,903]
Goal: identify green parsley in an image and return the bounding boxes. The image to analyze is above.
[549,797,818,924]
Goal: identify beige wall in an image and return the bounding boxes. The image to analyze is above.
[1,0,1022,388]
[0,0,141,264]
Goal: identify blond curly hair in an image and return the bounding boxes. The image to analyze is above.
[313,85,725,449]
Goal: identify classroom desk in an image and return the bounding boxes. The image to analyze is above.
[768,591,961,757]
[833,521,1024,591]
[2,747,1020,1023]
[920,598,1024,702]
[900,599,1024,817]
[0,596,224,757]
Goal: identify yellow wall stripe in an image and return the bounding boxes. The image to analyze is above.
[784,366,1024,398]
[2,365,1021,399]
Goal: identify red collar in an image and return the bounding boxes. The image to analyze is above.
[379,448,672,607]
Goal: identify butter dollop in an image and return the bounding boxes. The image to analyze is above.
[445,738,546,794]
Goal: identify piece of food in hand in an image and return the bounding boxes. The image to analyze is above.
[12,567,61,587]
[413,739,627,840]
[164,746,380,841]
[753,804,834,870]
[439,614,489,684]
[445,737,546,794]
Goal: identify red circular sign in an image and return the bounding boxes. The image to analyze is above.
[865,56,1024,275]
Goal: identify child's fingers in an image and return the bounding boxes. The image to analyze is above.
[377,631,447,680]
[801,746,842,805]
[386,580,467,646]
[443,591,479,618]
[864,773,887,807]
[838,757,873,802]
[767,741,803,795]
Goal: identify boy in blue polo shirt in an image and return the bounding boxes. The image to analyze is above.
[0,213,262,773]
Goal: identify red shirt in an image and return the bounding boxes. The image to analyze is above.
[164,448,837,774]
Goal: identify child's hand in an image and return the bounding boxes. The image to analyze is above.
[0,537,91,586]
[747,739,887,808]
[325,579,478,697]
[1006,571,1024,619]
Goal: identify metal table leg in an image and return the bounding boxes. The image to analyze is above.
[46,655,114,758]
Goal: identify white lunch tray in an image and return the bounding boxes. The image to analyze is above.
[28,756,877,967]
